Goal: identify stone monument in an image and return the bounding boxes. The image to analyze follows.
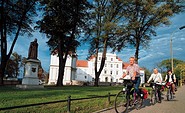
[17,39,43,89]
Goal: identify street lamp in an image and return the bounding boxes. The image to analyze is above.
[170,25,185,72]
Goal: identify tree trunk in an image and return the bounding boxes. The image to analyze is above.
[57,38,64,86]
[94,37,108,87]
[94,72,100,87]
[0,67,4,85]
[135,37,140,64]
[57,58,65,86]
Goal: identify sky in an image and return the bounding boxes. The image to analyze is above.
[9,11,185,74]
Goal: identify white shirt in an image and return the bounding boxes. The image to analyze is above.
[148,73,163,83]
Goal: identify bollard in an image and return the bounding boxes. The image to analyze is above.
[108,92,110,104]
[67,95,71,113]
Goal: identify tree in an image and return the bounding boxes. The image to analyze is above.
[174,63,185,86]
[6,52,22,78]
[37,0,90,86]
[158,58,185,84]
[0,0,38,85]
[5,59,16,78]
[118,0,184,63]
[158,58,184,72]
[86,0,128,86]
[141,67,151,83]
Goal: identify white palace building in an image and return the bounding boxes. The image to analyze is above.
[48,53,145,85]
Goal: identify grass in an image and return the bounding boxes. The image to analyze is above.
[0,85,122,113]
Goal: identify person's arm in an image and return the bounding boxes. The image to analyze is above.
[159,73,163,83]
[164,75,167,82]
[173,74,176,82]
[122,72,127,78]
[147,74,153,83]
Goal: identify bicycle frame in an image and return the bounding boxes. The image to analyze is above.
[114,79,143,113]
[150,83,158,105]
[166,82,174,101]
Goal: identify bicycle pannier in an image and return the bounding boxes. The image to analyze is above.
[141,88,148,99]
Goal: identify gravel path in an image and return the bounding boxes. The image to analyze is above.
[95,85,185,113]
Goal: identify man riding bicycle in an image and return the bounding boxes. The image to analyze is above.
[122,57,141,97]
[147,68,163,103]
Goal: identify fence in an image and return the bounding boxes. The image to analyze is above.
[0,92,116,112]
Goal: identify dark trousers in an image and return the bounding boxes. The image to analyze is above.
[156,85,161,101]
[132,77,141,96]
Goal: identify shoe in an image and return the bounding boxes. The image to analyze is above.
[158,100,161,103]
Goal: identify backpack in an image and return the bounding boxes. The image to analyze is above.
[141,88,148,99]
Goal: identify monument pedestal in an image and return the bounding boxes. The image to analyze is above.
[16,59,44,89]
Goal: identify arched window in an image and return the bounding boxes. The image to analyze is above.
[105,77,108,82]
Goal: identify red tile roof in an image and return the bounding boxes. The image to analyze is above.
[88,55,95,61]
[116,56,122,61]
[76,60,88,67]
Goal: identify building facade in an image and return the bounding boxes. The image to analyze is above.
[76,53,145,84]
[48,53,77,85]
[48,52,145,85]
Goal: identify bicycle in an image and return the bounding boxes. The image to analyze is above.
[166,82,174,101]
[114,79,143,113]
[150,82,165,105]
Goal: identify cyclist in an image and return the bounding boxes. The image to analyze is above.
[164,70,176,94]
[122,57,141,97]
[147,68,163,103]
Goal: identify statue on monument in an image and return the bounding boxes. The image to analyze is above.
[28,38,38,59]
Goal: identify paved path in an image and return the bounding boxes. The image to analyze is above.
[95,85,185,113]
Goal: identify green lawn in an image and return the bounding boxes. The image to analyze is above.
[0,85,123,113]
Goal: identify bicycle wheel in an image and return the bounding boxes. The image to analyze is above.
[150,90,156,105]
[134,96,143,110]
[115,91,129,113]
[167,89,170,101]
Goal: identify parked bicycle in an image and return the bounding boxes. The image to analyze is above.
[150,82,165,105]
[166,82,175,101]
[114,79,147,113]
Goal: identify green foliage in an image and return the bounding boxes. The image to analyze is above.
[0,0,38,36]
[158,58,185,71]
[0,0,38,85]
[85,0,129,86]
[5,52,26,78]
[141,67,152,82]
[36,0,91,86]
[37,0,90,52]
[117,0,185,61]
[174,63,185,80]
[158,58,185,80]
[87,0,127,57]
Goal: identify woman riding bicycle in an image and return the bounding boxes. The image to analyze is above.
[164,70,176,95]
[122,57,141,97]
[147,68,163,103]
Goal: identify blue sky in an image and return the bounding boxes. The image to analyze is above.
[10,11,185,73]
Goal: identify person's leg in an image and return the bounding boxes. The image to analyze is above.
[134,77,141,96]
[172,83,175,94]
[157,87,161,103]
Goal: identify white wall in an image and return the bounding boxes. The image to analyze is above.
[48,54,76,85]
